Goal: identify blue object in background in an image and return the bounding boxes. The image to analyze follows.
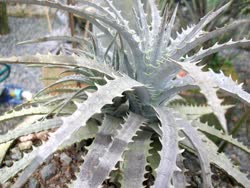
[0,64,23,105]
[0,64,23,104]
[0,64,32,105]
[0,84,24,105]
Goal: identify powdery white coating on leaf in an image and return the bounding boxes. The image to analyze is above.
[0,0,249,187]
[153,108,179,188]
[150,5,178,65]
[0,105,70,123]
[120,131,152,188]
[72,115,122,187]
[163,1,232,60]
[170,104,233,120]
[0,118,62,144]
[73,112,146,188]
[186,39,250,62]
[166,59,228,133]
[193,121,250,154]
[173,155,188,187]
[208,70,250,105]
[0,53,115,77]
[171,110,213,188]
[171,20,250,59]
[197,131,250,186]
[148,0,162,40]
[11,75,143,187]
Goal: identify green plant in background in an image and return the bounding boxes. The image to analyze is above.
[0,2,9,35]
[0,0,250,187]
[165,0,250,23]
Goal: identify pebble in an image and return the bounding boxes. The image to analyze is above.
[28,177,40,188]
[4,160,13,167]
[10,147,23,161]
[2,182,11,188]
[246,79,250,85]
[40,163,57,181]
[60,153,72,166]
[18,140,33,151]
[19,134,36,142]
[59,177,67,184]
[45,155,53,163]
[65,169,71,179]
[35,131,48,141]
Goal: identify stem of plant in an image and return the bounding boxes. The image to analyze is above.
[67,0,76,48]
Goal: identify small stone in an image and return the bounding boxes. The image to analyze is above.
[35,131,48,141]
[18,141,33,151]
[194,176,202,186]
[220,182,230,188]
[49,184,57,188]
[10,147,23,160]
[54,153,60,158]
[246,79,250,84]
[4,160,13,167]
[76,152,84,162]
[231,154,241,165]
[60,153,72,166]
[60,178,67,184]
[29,177,40,188]
[45,155,53,163]
[64,168,71,179]
[19,134,35,142]
[40,163,57,181]
[2,182,11,188]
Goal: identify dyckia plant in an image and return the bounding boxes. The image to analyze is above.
[0,0,250,187]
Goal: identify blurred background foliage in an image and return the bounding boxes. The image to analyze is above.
[0,2,9,35]
[157,0,249,77]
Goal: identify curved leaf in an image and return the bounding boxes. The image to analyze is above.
[199,132,250,186]
[154,108,179,188]
[0,54,115,77]
[12,75,143,187]
[0,105,70,123]
[73,115,122,186]
[193,121,250,154]
[170,104,233,120]
[172,110,213,188]
[172,20,250,59]
[209,70,250,105]
[0,118,62,144]
[186,39,250,62]
[166,59,228,132]
[73,112,146,188]
[120,130,152,188]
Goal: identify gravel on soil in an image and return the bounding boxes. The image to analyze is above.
[40,162,57,182]
[0,17,54,92]
[28,177,40,188]
[0,16,62,131]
